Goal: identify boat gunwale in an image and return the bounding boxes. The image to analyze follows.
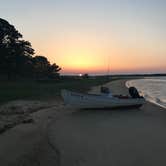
[61,89,145,101]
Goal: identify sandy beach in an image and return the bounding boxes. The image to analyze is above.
[0,79,166,166]
[0,99,70,166]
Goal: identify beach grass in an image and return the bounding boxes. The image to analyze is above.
[0,77,112,104]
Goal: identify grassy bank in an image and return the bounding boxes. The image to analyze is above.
[0,77,112,104]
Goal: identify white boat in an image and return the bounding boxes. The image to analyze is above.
[61,88,145,109]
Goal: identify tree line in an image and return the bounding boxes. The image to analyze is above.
[0,18,61,80]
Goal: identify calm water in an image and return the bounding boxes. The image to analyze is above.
[126,77,166,109]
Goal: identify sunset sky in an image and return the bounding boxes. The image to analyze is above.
[1,0,166,74]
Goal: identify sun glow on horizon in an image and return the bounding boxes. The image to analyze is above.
[15,0,166,74]
[45,40,166,75]
[12,0,166,75]
[50,36,111,74]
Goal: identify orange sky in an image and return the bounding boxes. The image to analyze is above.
[32,32,166,74]
[2,0,166,75]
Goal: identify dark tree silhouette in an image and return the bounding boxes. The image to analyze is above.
[0,18,61,80]
[32,56,50,79]
[0,18,34,79]
[32,56,61,79]
[82,73,89,79]
[48,63,61,79]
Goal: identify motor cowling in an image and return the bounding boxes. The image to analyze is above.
[129,87,141,98]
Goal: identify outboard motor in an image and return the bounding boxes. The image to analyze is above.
[129,87,140,98]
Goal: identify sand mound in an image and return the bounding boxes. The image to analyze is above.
[0,100,51,134]
[0,100,48,115]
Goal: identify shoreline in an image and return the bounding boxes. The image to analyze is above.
[48,79,166,166]
[126,78,166,109]
[0,79,165,166]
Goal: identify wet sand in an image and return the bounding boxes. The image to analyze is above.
[0,79,166,166]
[49,79,166,166]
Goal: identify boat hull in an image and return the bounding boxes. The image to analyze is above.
[61,89,145,109]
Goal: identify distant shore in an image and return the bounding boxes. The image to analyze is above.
[0,78,165,166]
